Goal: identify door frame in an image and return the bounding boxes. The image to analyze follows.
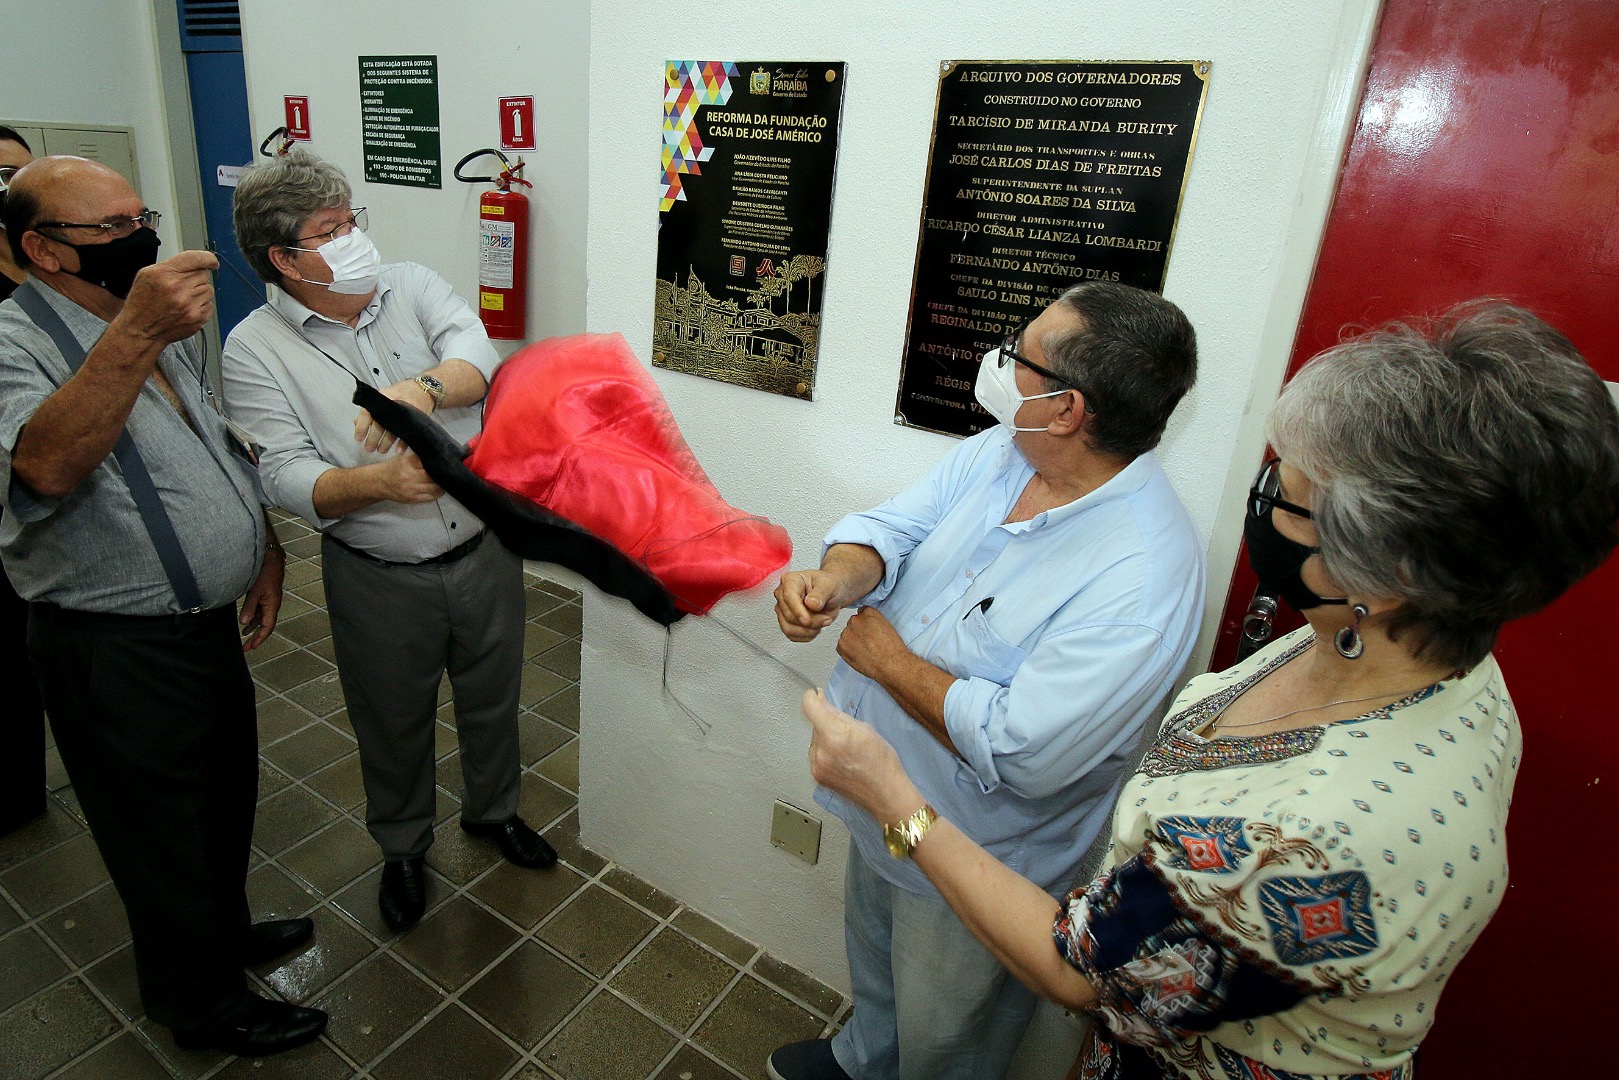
[149,0,221,375]
[1187,1,1383,675]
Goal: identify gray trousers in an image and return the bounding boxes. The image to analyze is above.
[322,532,524,859]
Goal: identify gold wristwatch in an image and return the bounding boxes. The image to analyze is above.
[414,373,445,408]
[883,803,937,860]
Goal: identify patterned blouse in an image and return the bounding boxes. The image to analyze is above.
[1053,627,1519,1080]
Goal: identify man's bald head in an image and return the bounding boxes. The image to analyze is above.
[3,156,143,269]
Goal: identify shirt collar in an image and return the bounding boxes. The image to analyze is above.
[268,272,391,331]
[994,428,1156,531]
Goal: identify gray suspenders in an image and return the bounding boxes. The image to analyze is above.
[11,281,206,612]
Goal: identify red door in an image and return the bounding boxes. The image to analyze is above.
[1210,2,1619,1074]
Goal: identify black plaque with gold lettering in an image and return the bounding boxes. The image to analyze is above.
[654,61,846,400]
[897,60,1210,437]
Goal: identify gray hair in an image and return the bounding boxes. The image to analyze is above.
[1268,300,1619,669]
[1041,281,1197,459]
[232,148,351,285]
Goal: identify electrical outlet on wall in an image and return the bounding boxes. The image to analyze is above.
[771,800,822,864]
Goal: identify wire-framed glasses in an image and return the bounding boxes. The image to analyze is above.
[1000,320,1095,413]
[34,209,162,240]
[291,207,368,246]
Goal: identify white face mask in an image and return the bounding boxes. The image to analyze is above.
[291,228,381,295]
[974,347,1068,432]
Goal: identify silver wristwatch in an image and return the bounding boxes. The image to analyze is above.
[414,373,445,408]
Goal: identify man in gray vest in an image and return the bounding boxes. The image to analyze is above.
[0,156,326,1057]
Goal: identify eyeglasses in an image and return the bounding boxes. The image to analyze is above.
[1000,321,1095,414]
[0,167,19,192]
[290,207,367,247]
[1248,457,1314,519]
[34,209,161,240]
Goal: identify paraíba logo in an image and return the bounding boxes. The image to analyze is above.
[771,68,811,95]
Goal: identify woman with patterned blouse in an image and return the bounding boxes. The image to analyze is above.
[801,301,1619,1080]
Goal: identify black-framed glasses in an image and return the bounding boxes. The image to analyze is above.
[34,208,161,239]
[1000,321,1096,413]
[1248,457,1314,519]
[290,207,367,247]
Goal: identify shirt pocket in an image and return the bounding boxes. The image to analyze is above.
[947,605,1027,686]
[372,326,438,383]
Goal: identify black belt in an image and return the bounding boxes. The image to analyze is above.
[325,529,486,568]
[30,601,235,630]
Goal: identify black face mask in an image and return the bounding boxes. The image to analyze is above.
[1244,502,1348,611]
[59,227,161,298]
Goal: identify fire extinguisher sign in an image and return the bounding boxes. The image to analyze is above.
[480,218,517,289]
[499,96,536,151]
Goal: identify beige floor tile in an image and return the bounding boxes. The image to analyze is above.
[373,1002,520,1080]
[538,990,674,1080]
[537,885,657,978]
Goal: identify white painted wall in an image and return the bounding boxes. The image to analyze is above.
[237,0,592,342]
[582,0,1379,997]
[2,0,181,247]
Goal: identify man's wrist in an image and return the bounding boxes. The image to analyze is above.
[104,311,170,357]
[414,372,445,410]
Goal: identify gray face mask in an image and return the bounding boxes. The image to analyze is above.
[973,347,1066,432]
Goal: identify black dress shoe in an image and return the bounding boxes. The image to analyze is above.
[239,918,315,966]
[379,857,427,931]
[460,814,557,869]
[173,995,328,1057]
[767,1039,853,1080]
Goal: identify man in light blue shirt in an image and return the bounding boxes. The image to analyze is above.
[770,283,1205,1080]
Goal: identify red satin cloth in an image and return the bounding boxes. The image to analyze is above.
[466,333,792,617]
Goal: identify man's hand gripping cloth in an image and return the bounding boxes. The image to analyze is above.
[352,332,791,625]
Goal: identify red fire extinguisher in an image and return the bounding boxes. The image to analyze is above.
[454,148,532,340]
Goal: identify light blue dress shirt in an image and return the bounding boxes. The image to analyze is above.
[815,425,1205,896]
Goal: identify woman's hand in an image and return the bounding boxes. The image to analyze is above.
[802,688,926,825]
[803,690,1096,1010]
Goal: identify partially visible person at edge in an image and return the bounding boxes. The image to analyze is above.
[223,149,555,937]
[0,155,326,1056]
[0,124,46,836]
[771,282,1204,1080]
[797,301,1619,1080]
[0,125,34,301]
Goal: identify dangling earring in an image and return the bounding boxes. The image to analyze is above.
[1334,603,1369,660]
